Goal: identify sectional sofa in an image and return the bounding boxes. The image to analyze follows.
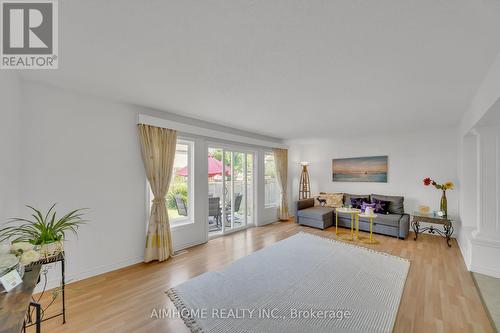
[295,193,410,239]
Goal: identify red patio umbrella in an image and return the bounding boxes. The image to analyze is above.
[176,155,230,177]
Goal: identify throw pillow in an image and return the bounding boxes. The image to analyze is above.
[350,198,365,209]
[326,193,343,208]
[344,194,370,206]
[361,202,376,213]
[316,197,327,206]
[371,194,404,214]
[315,193,325,206]
[372,198,390,214]
[315,193,327,206]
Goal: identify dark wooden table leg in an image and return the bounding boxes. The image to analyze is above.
[412,220,420,240]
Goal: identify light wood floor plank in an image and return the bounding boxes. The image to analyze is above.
[30,220,493,333]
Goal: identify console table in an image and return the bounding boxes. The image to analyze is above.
[411,213,453,247]
[0,252,66,333]
[0,264,42,333]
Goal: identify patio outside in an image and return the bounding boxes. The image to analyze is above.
[165,147,280,231]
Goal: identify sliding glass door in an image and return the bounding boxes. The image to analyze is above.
[208,147,254,236]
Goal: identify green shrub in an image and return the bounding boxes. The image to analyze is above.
[167,177,188,209]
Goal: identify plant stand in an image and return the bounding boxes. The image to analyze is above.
[23,252,66,331]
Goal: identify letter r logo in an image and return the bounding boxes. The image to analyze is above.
[2,1,53,54]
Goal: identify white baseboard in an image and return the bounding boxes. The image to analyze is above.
[35,255,144,293]
[457,225,500,279]
[34,221,274,293]
[257,218,280,227]
[35,238,208,293]
[457,227,472,270]
[174,239,206,252]
[469,238,500,279]
[470,263,500,279]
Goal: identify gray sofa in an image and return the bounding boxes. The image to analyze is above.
[295,193,410,239]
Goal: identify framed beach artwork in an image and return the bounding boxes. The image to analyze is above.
[332,156,388,182]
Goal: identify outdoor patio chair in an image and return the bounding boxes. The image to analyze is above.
[225,193,243,223]
[208,197,221,230]
[174,195,188,217]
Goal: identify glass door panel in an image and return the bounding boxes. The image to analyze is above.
[208,146,254,236]
[246,154,253,225]
[224,150,233,232]
[233,152,245,229]
[208,148,223,235]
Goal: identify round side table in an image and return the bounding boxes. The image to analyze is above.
[358,213,379,244]
[335,207,361,241]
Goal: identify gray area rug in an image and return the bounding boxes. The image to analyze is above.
[167,232,410,333]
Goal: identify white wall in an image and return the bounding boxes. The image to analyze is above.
[460,51,500,135]
[17,80,280,288]
[20,81,147,285]
[0,72,21,222]
[287,129,459,223]
[458,124,500,277]
[457,48,500,278]
[459,134,478,229]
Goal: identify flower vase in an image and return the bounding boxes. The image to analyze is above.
[440,190,447,218]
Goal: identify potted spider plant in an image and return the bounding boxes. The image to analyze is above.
[0,204,87,259]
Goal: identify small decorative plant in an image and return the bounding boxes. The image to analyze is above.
[0,204,87,263]
[423,178,454,217]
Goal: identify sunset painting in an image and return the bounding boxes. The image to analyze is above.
[332,156,388,182]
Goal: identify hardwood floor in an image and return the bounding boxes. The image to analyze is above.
[32,221,493,333]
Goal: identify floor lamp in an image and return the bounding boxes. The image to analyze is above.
[299,161,310,199]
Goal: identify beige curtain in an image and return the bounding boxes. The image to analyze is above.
[273,148,289,220]
[138,124,177,262]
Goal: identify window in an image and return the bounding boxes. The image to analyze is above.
[167,140,193,226]
[149,139,194,228]
[264,152,280,207]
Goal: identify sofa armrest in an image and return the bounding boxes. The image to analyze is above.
[297,198,315,210]
[295,198,315,223]
[398,214,410,239]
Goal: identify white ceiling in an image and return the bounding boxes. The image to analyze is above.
[21,0,500,140]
